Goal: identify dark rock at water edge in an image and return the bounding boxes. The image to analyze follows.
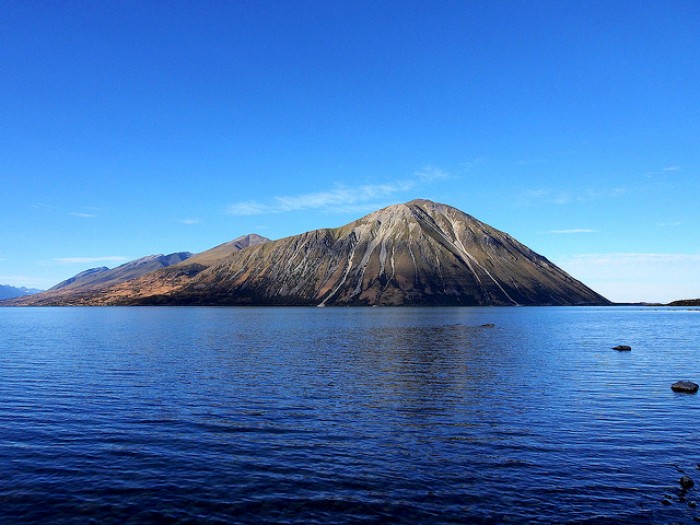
[681,476,695,490]
[668,298,700,307]
[612,345,631,351]
[672,381,699,394]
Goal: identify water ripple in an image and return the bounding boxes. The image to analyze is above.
[1,306,699,523]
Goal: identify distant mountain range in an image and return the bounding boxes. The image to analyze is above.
[9,234,269,306]
[0,285,43,301]
[8,200,610,307]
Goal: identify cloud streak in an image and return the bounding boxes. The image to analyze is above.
[548,229,597,234]
[644,165,682,178]
[226,200,274,216]
[226,167,448,216]
[54,256,128,265]
[518,187,626,206]
[563,253,700,264]
[0,274,48,287]
[70,212,98,218]
[415,166,450,182]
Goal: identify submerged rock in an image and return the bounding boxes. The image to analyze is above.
[480,323,495,328]
[672,381,699,394]
[612,345,631,351]
[681,476,695,490]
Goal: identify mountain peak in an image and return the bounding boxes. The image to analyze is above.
[159,200,609,306]
[8,203,609,307]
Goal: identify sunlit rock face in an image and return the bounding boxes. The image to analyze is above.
[154,199,610,306]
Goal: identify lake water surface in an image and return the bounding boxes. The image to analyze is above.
[1,306,699,524]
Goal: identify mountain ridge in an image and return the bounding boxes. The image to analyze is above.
[48,252,194,294]
[0,284,44,300]
[6,201,609,306]
[6,235,270,306]
[110,200,608,307]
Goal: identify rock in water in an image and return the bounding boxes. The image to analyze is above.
[671,381,699,394]
[612,345,631,351]
[681,476,695,490]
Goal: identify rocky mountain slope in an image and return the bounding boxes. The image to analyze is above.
[49,252,193,294]
[7,235,269,306]
[0,285,43,300]
[56,199,608,307]
[182,234,269,267]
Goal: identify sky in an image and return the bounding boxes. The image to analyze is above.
[1,0,699,303]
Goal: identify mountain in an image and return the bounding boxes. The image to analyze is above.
[49,252,193,293]
[182,234,270,267]
[7,234,270,306]
[43,199,608,307]
[0,285,43,300]
[5,252,191,305]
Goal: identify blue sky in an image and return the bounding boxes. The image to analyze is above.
[1,0,698,303]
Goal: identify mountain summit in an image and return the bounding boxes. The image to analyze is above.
[8,200,609,306]
[136,199,609,306]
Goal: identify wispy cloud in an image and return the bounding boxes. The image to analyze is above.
[33,203,102,218]
[415,166,450,182]
[54,256,128,265]
[579,188,626,200]
[226,167,449,216]
[32,203,57,211]
[517,187,625,206]
[563,253,700,265]
[548,229,597,234]
[0,274,48,288]
[461,157,485,171]
[517,189,570,206]
[516,158,548,166]
[179,218,202,225]
[644,165,682,178]
[274,181,414,212]
[226,201,274,216]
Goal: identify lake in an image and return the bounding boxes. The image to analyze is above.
[1,306,699,524]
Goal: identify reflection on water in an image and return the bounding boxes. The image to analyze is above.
[1,306,699,524]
